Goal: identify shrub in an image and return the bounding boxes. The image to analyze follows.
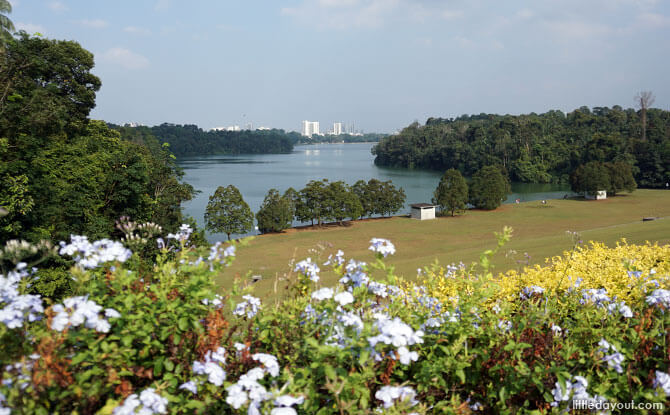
[1,227,669,414]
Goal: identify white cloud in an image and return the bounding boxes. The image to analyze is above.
[516,9,534,20]
[545,19,612,40]
[636,12,670,28]
[80,19,108,29]
[442,9,464,20]
[124,26,151,35]
[48,1,67,12]
[15,22,46,34]
[100,47,149,70]
[154,0,172,11]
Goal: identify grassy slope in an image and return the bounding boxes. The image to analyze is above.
[219,190,670,295]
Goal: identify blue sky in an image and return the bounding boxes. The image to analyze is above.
[10,0,670,133]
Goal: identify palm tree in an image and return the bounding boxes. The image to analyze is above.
[0,0,15,38]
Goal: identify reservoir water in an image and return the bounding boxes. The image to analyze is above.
[178,142,571,241]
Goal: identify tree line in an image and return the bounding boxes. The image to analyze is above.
[204,179,406,239]
[372,104,670,188]
[113,124,297,158]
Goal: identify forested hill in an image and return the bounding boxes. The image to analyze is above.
[112,123,298,157]
[372,106,670,187]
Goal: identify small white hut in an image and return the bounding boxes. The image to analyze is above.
[410,203,436,220]
[584,190,607,200]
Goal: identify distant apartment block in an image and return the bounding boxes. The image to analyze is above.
[302,120,320,137]
[333,122,343,136]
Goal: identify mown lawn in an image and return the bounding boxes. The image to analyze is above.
[217,189,670,296]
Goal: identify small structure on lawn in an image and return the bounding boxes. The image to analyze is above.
[584,190,607,200]
[410,203,436,220]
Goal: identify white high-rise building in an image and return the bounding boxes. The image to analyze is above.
[333,122,343,136]
[301,120,320,137]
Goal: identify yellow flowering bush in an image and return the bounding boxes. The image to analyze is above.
[413,240,670,307]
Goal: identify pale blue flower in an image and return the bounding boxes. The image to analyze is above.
[397,346,419,365]
[234,295,261,319]
[252,353,280,377]
[654,371,670,396]
[59,236,132,269]
[369,238,396,257]
[311,288,334,301]
[334,291,354,306]
[375,386,418,409]
[179,380,198,394]
[294,258,320,282]
[646,289,670,309]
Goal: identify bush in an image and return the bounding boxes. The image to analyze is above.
[1,227,669,414]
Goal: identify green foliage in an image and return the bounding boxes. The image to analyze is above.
[0,0,15,44]
[1,229,669,414]
[324,181,363,223]
[469,165,510,210]
[432,168,468,216]
[205,185,253,240]
[256,189,293,234]
[116,123,296,157]
[570,161,612,195]
[605,161,637,195]
[296,179,330,226]
[373,106,670,188]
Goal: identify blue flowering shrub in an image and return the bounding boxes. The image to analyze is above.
[1,225,669,414]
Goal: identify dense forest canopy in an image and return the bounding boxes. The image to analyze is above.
[372,106,670,188]
[0,33,194,243]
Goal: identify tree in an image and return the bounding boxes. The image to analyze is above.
[605,162,636,195]
[1,33,102,139]
[204,185,253,240]
[635,91,655,141]
[0,0,14,44]
[352,180,371,219]
[379,180,406,217]
[570,161,611,196]
[297,179,329,226]
[325,181,362,224]
[256,189,292,234]
[469,166,510,210]
[282,187,299,220]
[432,169,468,216]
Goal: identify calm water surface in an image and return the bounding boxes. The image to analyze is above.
[178,143,571,241]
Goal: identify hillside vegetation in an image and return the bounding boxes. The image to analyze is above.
[373,107,670,187]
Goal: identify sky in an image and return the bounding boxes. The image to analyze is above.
[9,0,670,133]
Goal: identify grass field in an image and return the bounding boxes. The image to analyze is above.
[218,189,670,295]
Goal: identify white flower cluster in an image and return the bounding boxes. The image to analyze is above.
[606,301,633,318]
[59,235,132,269]
[323,250,345,266]
[201,294,224,308]
[654,371,670,396]
[369,238,395,258]
[0,264,43,329]
[225,353,299,415]
[368,314,424,365]
[598,339,625,374]
[167,224,193,244]
[112,388,168,415]
[234,295,261,319]
[375,385,418,409]
[550,375,606,409]
[646,289,670,309]
[192,347,227,386]
[207,242,236,265]
[294,258,320,282]
[51,296,120,333]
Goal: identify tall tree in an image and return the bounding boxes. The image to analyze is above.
[469,166,510,210]
[570,161,611,196]
[0,0,14,44]
[204,185,253,240]
[256,189,292,234]
[634,91,655,141]
[432,169,468,216]
[325,181,362,224]
[379,180,406,217]
[297,179,329,226]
